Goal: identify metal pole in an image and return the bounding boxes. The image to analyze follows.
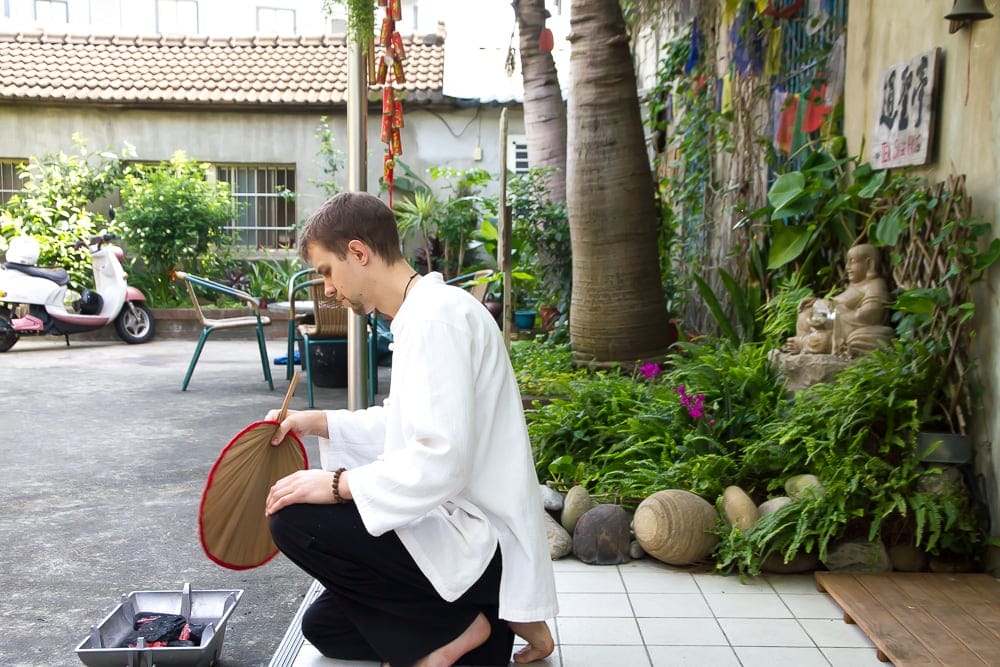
[346,29,370,410]
[498,108,512,351]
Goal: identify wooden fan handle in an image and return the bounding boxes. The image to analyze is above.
[276,371,300,422]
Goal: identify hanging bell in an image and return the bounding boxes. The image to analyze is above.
[945,0,993,21]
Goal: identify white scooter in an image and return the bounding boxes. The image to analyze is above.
[0,233,154,351]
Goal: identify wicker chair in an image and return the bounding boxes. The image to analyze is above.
[294,276,377,407]
[446,269,494,303]
[176,271,273,392]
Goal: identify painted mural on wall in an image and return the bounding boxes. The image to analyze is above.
[871,48,939,170]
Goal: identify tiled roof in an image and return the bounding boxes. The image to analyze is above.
[0,31,446,108]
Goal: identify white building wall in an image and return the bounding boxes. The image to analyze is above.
[0,103,523,220]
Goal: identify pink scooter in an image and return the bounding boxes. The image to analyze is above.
[0,233,154,351]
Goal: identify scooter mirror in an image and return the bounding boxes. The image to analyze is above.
[108,205,115,222]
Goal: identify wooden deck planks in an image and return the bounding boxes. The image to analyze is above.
[815,572,1000,666]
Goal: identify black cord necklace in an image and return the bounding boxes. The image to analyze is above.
[403,271,419,300]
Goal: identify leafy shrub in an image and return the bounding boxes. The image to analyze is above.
[508,168,571,314]
[510,338,577,397]
[512,334,989,573]
[118,151,238,305]
[718,340,988,574]
[0,135,131,288]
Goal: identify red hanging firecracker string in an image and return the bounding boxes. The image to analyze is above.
[384,152,395,206]
[376,5,407,205]
[379,17,393,47]
[382,86,395,115]
[391,32,406,61]
[380,112,392,144]
[391,126,402,157]
[376,54,388,85]
[393,100,404,128]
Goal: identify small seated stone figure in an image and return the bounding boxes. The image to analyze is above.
[783,243,895,358]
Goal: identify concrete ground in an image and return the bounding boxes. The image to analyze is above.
[1,333,380,667]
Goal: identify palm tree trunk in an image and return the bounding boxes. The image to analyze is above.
[566,0,672,366]
[514,0,567,203]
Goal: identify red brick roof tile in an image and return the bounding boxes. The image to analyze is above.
[0,31,447,109]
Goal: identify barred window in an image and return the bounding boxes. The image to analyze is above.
[0,159,25,207]
[216,165,296,249]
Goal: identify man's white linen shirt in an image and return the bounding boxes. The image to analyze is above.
[315,272,558,622]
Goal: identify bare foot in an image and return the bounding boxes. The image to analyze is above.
[508,620,555,663]
[413,612,491,667]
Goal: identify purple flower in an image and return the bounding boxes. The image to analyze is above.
[676,385,707,420]
[639,363,662,379]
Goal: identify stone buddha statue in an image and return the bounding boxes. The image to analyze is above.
[783,243,895,358]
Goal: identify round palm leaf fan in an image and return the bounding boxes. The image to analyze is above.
[199,372,308,570]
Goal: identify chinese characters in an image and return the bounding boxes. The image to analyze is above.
[872,49,938,169]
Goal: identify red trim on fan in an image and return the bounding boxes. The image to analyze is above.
[197,420,308,570]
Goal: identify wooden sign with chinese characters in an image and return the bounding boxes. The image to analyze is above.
[871,48,939,170]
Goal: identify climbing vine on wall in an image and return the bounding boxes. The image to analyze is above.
[648,0,847,335]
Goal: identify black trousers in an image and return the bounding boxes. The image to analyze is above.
[269,502,513,666]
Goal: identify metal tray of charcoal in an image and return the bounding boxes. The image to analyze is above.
[75,583,243,667]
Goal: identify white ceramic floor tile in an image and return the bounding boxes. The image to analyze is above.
[557,592,633,617]
[799,618,877,648]
[291,642,382,666]
[629,593,712,618]
[780,593,845,619]
[620,569,700,594]
[693,572,773,594]
[734,646,831,667]
[822,646,890,666]
[617,559,690,573]
[765,573,822,595]
[556,617,643,645]
[559,644,651,667]
[705,592,792,618]
[718,618,815,647]
[647,645,741,667]
[636,618,729,646]
[554,570,625,593]
[552,557,600,572]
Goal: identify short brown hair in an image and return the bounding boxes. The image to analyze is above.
[298,192,404,264]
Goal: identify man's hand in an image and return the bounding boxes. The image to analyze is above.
[265,469,338,515]
[267,409,329,445]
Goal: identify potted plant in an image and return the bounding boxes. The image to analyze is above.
[508,168,572,330]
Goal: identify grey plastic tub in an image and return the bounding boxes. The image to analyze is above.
[75,583,243,667]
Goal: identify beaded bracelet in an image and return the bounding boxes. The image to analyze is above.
[331,467,348,504]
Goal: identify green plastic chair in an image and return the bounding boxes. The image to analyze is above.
[176,271,273,391]
[285,268,317,382]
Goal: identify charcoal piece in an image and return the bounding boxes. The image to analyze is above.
[118,613,187,647]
